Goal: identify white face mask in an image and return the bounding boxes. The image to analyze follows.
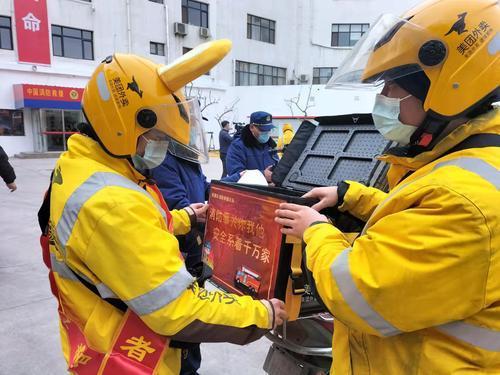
[131,137,169,171]
[372,93,417,145]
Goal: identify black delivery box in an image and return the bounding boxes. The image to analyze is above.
[202,113,392,320]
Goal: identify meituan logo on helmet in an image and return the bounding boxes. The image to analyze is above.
[445,12,468,36]
[127,76,143,98]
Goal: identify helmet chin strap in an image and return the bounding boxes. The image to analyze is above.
[406,114,449,157]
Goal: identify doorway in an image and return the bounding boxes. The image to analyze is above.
[41,109,83,151]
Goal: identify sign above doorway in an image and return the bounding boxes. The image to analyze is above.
[13,84,84,110]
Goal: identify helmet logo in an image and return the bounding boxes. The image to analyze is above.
[445,12,468,36]
[127,76,143,98]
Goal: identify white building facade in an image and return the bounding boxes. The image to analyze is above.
[0,0,420,155]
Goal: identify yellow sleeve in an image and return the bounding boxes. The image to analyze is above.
[84,195,270,344]
[171,208,191,236]
[338,181,388,222]
[304,185,489,337]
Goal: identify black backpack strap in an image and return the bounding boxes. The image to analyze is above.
[397,133,500,185]
[441,133,500,157]
[38,171,127,312]
[71,271,128,312]
[37,171,53,234]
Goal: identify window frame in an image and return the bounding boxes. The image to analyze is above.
[150,41,165,56]
[182,0,209,28]
[235,60,286,86]
[52,24,94,60]
[0,15,14,51]
[0,109,25,136]
[313,67,337,84]
[331,23,369,47]
[247,14,276,44]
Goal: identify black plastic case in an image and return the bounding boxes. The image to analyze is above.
[204,114,392,316]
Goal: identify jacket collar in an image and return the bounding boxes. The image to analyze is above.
[379,108,500,170]
[241,124,277,149]
[66,134,147,183]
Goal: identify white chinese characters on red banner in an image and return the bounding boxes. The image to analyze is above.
[14,0,51,65]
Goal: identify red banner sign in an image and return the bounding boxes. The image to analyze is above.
[14,84,84,109]
[18,84,83,101]
[203,184,285,300]
[14,0,51,65]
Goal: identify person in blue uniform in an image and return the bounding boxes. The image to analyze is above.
[224,111,279,183]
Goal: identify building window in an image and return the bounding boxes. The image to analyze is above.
[313,67,337,84]
[150,42,165,56]
[0,109,24,136]
[235,61,286,86]
[331,23,369,47]
[183,47,209,75]
[0,16,13,50]
[52,25,93,60]
[182,0,208,28]
[247,15,275,44]
[149,0,163,3]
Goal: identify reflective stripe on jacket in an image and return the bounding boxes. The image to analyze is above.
[49,134,271,374]
[304,109,500,374]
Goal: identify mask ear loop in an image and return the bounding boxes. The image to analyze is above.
[141,135,152,145]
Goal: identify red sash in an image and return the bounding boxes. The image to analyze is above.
[40,182,176,374]
[146,183,174,233]
[42,240,169,374]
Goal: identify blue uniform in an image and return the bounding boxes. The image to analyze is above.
[224,125,279,182]
[152,152,209,210]
[219,129,233,178]
[219,129,233,155]
[151,152,209,375]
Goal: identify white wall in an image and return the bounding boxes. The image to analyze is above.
[0,0,422,154]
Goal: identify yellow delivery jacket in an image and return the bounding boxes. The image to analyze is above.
[304,109,500,374]
[49,134,271,374]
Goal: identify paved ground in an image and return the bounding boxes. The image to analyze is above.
[0,156,269,374]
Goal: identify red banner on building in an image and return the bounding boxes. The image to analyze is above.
[14,0,51,65]
[203,184,285,300]
[14,84,84,110]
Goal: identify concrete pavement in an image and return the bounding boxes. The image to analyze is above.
[0,156,269,374]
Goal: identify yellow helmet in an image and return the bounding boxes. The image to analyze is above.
[283,123,293,132]
[82,39,232,160]
[328,0,499,119]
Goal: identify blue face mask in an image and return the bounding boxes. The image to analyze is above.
[257,131,270,144]
[372,93,417,145]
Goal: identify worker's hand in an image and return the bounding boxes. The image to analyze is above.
[261,298,288,329]
[275,203,328,238]
[6,182,16,192]
[189,203,209,223]
[302,186,339,211]
[264,166,273,183]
